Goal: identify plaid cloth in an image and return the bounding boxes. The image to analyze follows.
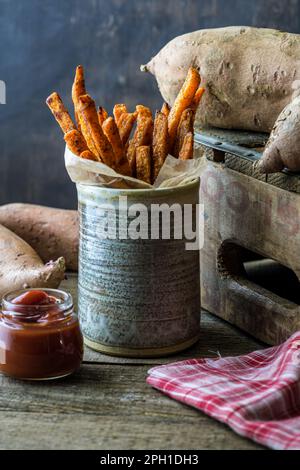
[147,332,300,450]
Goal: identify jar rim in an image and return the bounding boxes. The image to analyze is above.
[1,288,73,312]
[76,176,200,197]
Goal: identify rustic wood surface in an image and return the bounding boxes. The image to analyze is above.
[0,273,265,450]
[200,156,300,345]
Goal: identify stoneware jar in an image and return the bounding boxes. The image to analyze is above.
[77,179,200,357]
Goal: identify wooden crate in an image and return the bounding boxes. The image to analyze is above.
[195,129,300,345]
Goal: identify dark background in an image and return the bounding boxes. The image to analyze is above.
[1,0,300,209]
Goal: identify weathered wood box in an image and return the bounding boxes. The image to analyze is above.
[195,129,300,345]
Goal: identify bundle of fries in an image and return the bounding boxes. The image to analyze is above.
[46,66,204,185]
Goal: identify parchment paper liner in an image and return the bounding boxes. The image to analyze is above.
[65,146,205,189]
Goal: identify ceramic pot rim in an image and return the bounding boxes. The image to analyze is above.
[76,177,200,198]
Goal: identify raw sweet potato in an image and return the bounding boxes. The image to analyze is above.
[0,224,65,299]
[142,26,300,133]
[142,26,300,172]
[0,204,79,271]
[256,92,300,173]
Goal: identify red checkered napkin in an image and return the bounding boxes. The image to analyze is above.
[147,332,300,450]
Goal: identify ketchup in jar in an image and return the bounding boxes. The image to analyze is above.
[0,289,83,380]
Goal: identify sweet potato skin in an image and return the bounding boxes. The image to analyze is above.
[0,204,79,271]
[143,26,300,133]
[257,93,300,173]
[0,224,65,298]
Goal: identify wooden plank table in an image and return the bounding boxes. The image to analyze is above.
[0,274,264,450]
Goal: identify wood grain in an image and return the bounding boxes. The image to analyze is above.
[0,411,261,450]
[0,274,264,449]
[200,158,300,345]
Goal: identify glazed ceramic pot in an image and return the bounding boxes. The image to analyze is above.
[77,179,200,357]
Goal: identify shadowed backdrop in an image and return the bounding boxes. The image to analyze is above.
[1,0,300,208]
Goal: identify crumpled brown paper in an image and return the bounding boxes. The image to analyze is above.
[65,146,205,189]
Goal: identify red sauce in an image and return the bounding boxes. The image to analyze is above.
[0,289,83,380]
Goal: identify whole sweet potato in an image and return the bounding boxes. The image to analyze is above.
[142,26,300,133]
[0,204,78,271]
[257,91,300,173]
[0,224,65,298]
[142,26,300,172]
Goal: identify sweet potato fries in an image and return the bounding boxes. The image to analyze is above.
[46,66,204,184]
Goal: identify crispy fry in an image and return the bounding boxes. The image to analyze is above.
[118,112,137,145]
[77,94,115,165]
[47,63,198,183]
[113,104,128,125]
[72,65,86,131]
[80,150,99,161]
[97,106,109,126]
[102,117,123,165]
[179,132,194,160]
[161,102,170,117]
[191,87,205,111]
[134,115,153,146]
[136,104,152,119]
[126,139,137,175]
[136,146,151,184]
[46,92,76,134]
[126,115,153,176]
[116,154,132,177]
[152,111,168,181]
[168,67,200,152]
[173,108,194,158]
[64,129,88,156]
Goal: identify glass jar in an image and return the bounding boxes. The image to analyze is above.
[0,288,83,380]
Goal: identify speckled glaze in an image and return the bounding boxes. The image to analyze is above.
[77,180,200,357]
